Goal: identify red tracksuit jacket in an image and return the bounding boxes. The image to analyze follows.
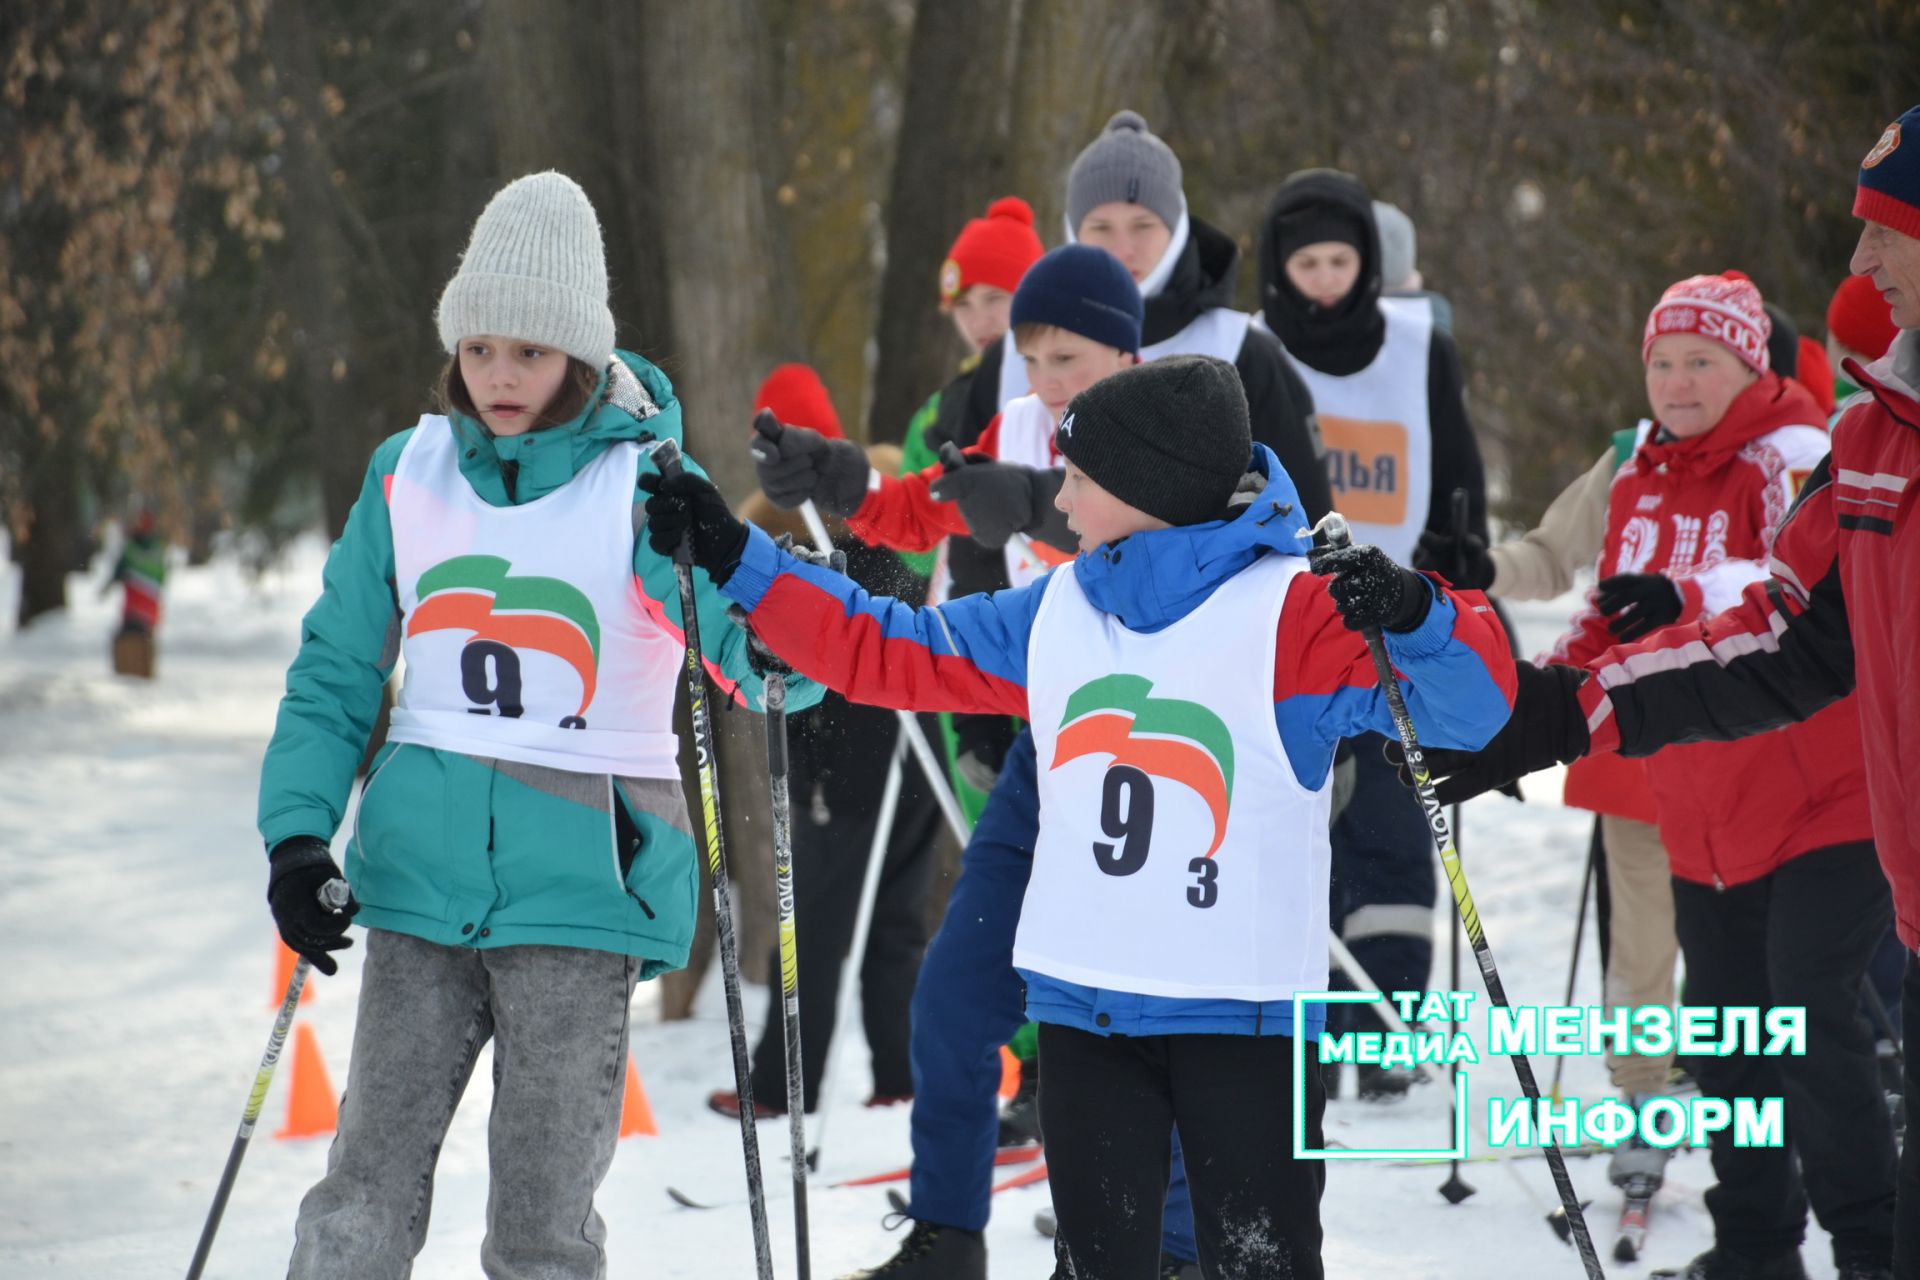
[1582,334,1920,935]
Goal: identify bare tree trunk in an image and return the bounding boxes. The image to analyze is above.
[640,0,802,1009]
[10,434,86,628]
[264,4,382,539]
[865,0,1022,444]
[480,0,675,357]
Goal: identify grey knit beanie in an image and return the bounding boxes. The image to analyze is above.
[1373,201,1417,291]
[1066,110,1185,234]
[1054,355,1251,527]
[435,172,615,367]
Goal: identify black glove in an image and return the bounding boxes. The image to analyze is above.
[748,410,871,516]
[1413,528,1495,591]
[640,468,750,585]
[725,603,792,678]
[267,837,360,976]
[1595,572,1683,642]
[1309,541,1434,633]
[952,712,1016,793]
[928,443,1057,552]
[1383,661,1590,805]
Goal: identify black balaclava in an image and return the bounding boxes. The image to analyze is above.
[1257,169,1386,376]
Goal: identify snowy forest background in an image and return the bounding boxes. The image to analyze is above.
[6,0,1917,998]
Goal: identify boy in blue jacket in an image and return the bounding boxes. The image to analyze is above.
[645,355,1515,1277]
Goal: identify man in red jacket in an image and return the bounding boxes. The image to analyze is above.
[1409,105,1920,1280]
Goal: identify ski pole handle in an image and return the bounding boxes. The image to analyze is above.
[651,439,695,568]
[319,878,350,913]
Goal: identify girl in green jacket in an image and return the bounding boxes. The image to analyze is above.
[257,171,812,1279]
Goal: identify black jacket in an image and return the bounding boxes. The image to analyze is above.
[1257,170,1489,544]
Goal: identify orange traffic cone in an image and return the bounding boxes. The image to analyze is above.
[275,1023,339,1139]
[271,939,317,1009]
[618,1055,658,1138]
[998,1051,1029,1105]
[998,1045,1021,1101]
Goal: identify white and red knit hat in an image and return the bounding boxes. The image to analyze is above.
[1642,270,1772,373]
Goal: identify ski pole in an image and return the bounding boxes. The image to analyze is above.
[1317,512,1605,1280]
[807,730,907,1170]
[1439,488,1477,1205]
[798,500,970,844]
[762,667,812,1280]
[185,879,348,1280]
[1440,795,1476,1205]
[1550,832,1600,1105]
[654,440,776,1280]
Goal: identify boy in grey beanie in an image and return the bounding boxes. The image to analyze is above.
[1066,109,1185,235]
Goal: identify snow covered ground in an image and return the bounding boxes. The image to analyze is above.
[0,538,1846,1278]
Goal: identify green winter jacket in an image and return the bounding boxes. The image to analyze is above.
[257,351,818,976]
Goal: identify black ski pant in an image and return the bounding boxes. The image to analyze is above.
[1038,1022,1325,1280]
[1670,840,1895,1268]
[748,706,941,1111]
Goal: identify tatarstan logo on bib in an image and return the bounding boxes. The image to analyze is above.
[409,555,602,717]
[1051,673,1235,855]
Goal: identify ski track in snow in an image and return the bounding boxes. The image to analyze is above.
[0,541,1842,1277]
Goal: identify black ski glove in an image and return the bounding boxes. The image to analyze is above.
[725,603,793,678]
[640,468,750,586]
[1412,527,1495,591]
[952,712,1017,794]
[267,836,360,976]
[1309,541,1434,633]
[1595,572,1683,642]
[1383,661,1591,805]
[748,410,872,516]
[928,443,1065,552]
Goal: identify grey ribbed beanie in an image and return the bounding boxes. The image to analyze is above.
[1373,201,1417,291]
[435,172,615,367]
[1066,110,1185,233]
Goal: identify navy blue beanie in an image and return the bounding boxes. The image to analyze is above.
[1857,105,1920,240]
[1009,244,1143,354]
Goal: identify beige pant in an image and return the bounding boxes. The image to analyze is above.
[1600,814,1678,1095]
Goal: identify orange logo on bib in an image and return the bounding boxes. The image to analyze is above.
[1318,415,1411,525]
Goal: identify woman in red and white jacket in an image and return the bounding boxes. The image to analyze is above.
[1541,272,1893,1280]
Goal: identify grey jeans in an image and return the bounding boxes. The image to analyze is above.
[288,928,640,1279]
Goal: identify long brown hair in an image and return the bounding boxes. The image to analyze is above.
[437,351,602,432]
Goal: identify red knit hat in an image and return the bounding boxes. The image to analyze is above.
[1825,273,1898,361]
[1794,335,1835,416]
[753,364,842,440]
[1642,270,1771,373]
[939,197,1044,306]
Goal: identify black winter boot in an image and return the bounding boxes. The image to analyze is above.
[1652,1246,1809,1279]
[837,1220,985,1279]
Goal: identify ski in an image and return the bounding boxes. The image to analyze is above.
[992,1160,1048,1193]
[1613,1175,1658,1262]
[672,1144,1045,1209]
[1354,1140,1612,1168]
[1036,1206,1057,1238]
[832,1143,1041,1189]
[667,1184,792,1212]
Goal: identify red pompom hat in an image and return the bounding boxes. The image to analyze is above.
[939,197,1045,306]
[1642,270,1771,373]
[1826,273,1898,362]
[753,364,842,441]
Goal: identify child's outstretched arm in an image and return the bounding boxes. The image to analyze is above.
[631,445,823,714]
[642,467,1036,718]
[1273,542,1516,784]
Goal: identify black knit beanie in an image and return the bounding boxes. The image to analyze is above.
[1054,356,1252,527]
